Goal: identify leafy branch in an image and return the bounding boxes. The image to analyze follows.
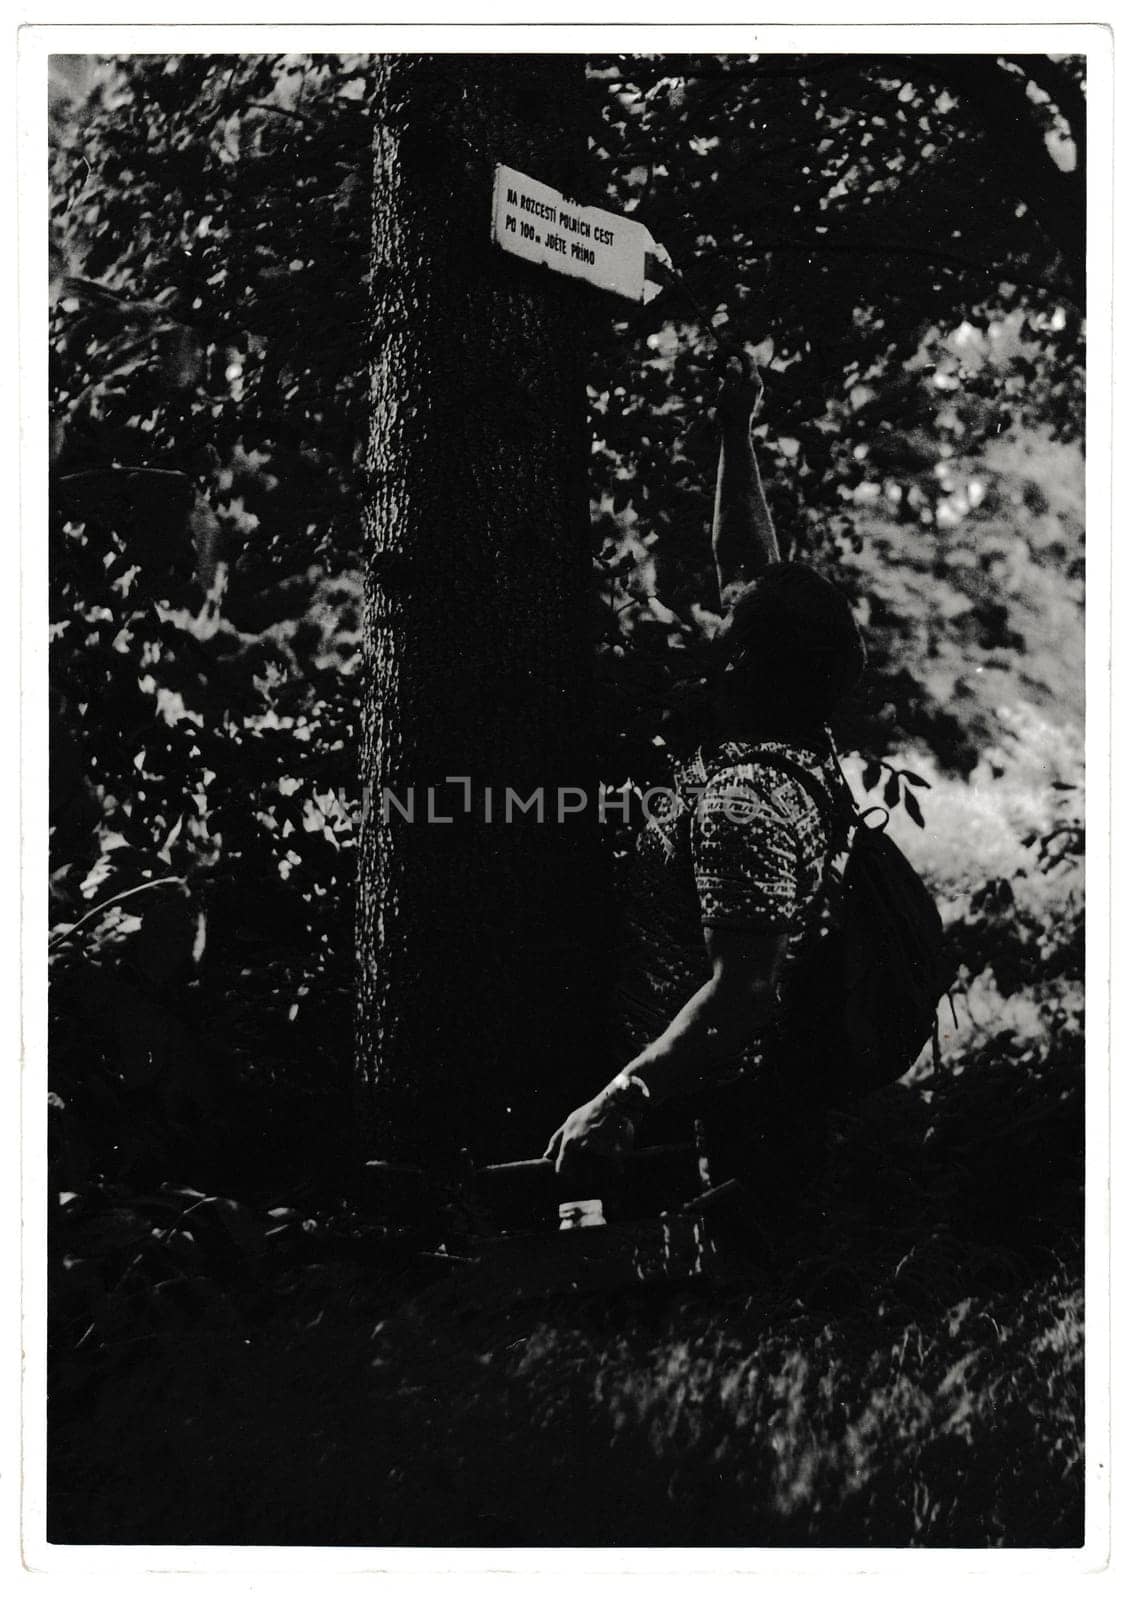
[49,876,187,953]
[860,759,931,828]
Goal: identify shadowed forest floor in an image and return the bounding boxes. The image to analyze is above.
[48,1056,1083,1548]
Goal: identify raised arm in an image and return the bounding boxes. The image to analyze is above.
[712,351,780,611]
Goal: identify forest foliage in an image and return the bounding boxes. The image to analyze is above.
[46,52,1086,1545]
[48,50,1083,1169]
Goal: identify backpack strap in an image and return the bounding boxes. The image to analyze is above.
[733,749,854,849]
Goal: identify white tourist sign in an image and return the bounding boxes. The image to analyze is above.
[490,164,669,305]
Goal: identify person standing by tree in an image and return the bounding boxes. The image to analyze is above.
[544,352,867,1227]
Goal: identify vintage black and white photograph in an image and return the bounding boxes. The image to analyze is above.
[35,30,1100,1556]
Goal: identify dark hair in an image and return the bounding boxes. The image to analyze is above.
[713,562,866,740]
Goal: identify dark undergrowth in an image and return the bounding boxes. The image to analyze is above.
[48,1046,1083,1549]
[49,1265,1082,1548]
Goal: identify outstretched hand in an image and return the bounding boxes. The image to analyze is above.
[543,1089,636,1185]
[715,348,764,428]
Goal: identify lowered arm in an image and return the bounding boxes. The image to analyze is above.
[543,926,788,1176]
[611,925,787,1103]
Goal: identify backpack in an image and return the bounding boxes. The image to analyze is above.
[742,749,949,1101]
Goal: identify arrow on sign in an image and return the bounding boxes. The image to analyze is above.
[490,164,671,305]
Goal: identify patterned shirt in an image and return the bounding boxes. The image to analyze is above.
[615,737,840,1081]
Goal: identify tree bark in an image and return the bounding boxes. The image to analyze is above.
[357,54,602,1166]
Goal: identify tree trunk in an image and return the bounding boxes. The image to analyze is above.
[357,54,603,1166]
